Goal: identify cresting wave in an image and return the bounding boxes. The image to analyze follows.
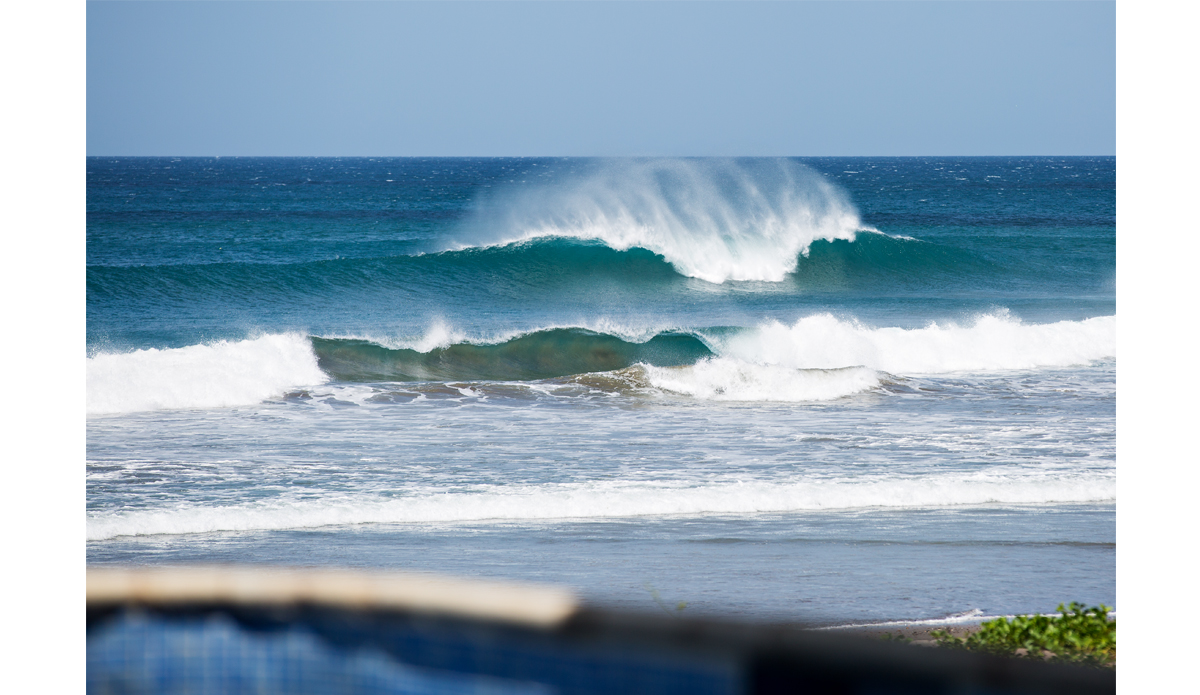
[86,313,1116,413]
[315,312,1114,384]
[86,334,327,415]
[86,473,1116,541]
[450,158,870,283]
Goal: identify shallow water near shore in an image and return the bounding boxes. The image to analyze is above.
[87,156,1115,623]
[88,503,1114,626]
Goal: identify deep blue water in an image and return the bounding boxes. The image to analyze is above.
[86,157,1115,625]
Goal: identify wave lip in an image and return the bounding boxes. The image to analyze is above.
[86,474,1116,541]
[452,159,868,283]
[87,333,328,415]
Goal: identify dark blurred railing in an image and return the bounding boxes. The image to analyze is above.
[87,567,1114,695]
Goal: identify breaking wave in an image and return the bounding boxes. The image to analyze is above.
[86,334,327,415]
[450,158,872,283]
[711,312,1116,375]
[86,313,1114,414]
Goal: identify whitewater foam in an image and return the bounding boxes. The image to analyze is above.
[452,159,868,283]
[86,473,1115,540]
[711,313,1115,374]
[87,333,329,415]
[817,608,1117,631]
[643,362,881,402]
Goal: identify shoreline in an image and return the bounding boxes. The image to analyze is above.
[828,622,983,646]
[823,609,1117,649]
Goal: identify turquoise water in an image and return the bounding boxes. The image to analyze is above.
[86,157,1115,625]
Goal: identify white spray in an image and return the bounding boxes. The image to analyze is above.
[453,159,869,283]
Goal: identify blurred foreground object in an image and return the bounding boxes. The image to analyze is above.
[88,567,1114,694]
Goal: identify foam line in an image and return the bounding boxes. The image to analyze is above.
[817,609,1117,631]
[87,474,1115,540]
[643,362,881,402]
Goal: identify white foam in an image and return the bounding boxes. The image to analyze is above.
[408,319,465,352]
[711,313,1115,374]
[87,333,329,415]
[643,362,880,402]
[323,323,505,353]
[87,473,1115,540]
[815,610,988,630]
[452,159,868,283]
[818,608,1117,631]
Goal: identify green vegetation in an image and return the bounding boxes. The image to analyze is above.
[931,603,1115,667]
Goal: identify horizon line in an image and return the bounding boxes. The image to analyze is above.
[85,153,1119,159]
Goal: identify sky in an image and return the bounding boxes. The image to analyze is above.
[86,1,1115,156]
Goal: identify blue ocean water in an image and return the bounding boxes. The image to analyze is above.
[86,157,1115,625]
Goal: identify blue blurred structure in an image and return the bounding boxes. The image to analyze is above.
[87,568,1114,695]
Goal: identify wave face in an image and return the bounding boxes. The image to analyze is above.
[87,334,327,415]
[85,232,999,318]
[451,158,867,283]
[85,473,1115,541]
[312,329,712,382]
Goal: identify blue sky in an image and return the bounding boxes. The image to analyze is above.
[88,1,1115,156]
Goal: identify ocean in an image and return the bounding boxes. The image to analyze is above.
[85,156,1115,626]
